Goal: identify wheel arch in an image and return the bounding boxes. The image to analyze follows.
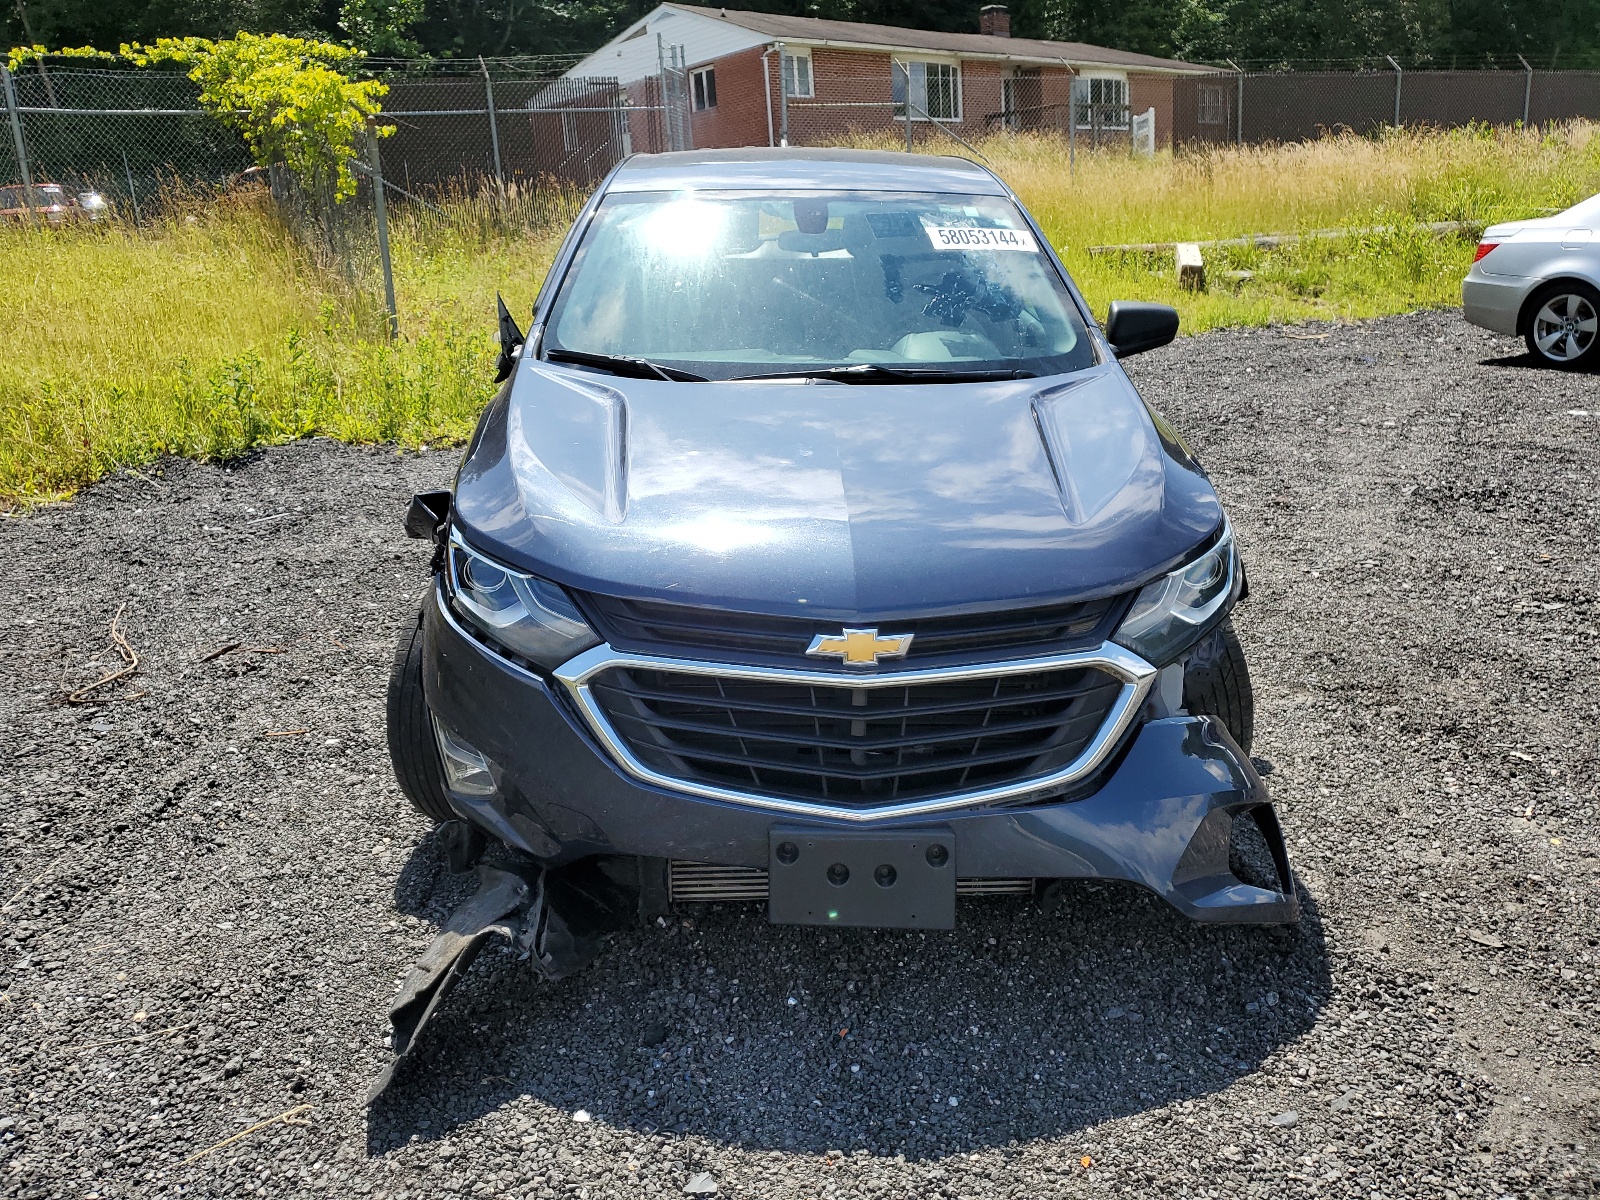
[1515,272,1600,336]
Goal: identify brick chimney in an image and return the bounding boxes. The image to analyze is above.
[979,3,1011,36]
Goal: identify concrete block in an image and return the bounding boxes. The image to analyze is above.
[1176,242,1206,291]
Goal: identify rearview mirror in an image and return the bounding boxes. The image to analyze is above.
[1105,301,1179,358]
[494,293,525,383]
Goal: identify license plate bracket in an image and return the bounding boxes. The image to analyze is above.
[767,825,955,929]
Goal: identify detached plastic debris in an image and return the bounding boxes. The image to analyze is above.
[684,1172,718,1195]
[368,860,635,1102]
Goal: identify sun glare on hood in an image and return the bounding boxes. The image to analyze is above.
[665,513,780,554]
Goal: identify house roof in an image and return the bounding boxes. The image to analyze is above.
[662,3,1210,73]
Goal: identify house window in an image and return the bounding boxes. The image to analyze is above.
[893,60,961,121]
[691,66,717,111]
[782,50,813,98]
[561,110,580,153]
[1197,83,1225,125]
[1072,75,1128,128]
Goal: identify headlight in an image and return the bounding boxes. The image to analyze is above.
[1112,523,1238,665]
[446,531,600,669]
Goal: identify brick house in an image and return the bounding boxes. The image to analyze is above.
[564,3,1211,152]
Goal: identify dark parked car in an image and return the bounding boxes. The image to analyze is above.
[375,148,1295,1091]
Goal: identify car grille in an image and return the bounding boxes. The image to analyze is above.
[585,663,1125,806]
[666,861,1033,902]
[576,592,1125,670]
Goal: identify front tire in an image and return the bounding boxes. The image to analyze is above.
[1183,618,1255,753]
[1523,281,1600,369]
[386,606,456,824]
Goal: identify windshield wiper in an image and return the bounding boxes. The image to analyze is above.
[544,348,708,383]
[729,364,1037,384]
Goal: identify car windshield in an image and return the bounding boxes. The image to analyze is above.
[542,190,1096,381]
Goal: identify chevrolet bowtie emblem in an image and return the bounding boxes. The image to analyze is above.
[805,627,914,668]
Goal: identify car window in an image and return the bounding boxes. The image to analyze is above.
[544,190,1095,380]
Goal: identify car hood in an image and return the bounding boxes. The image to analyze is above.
[452,362,1221,617]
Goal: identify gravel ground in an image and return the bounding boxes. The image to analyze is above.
[2,309,1598,1199]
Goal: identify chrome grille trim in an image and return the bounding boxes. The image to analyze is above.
[554,641,1157,822]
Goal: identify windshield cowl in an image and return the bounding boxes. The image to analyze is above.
[727,364,1038,384]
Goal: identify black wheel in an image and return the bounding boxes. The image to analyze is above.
[387,606,455,824]
[1184,618,1255,753]
[1523,281,1600,369]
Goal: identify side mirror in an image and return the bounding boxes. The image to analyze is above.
[405,490,452,540]
[1105,301,1179,358]
[494,292,525,383]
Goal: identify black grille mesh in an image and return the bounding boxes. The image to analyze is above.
[589,664,1124,805]
[578,592,1124,669]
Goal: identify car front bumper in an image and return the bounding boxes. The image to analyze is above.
[421,584,1298,925]
[1462,271,1531,336]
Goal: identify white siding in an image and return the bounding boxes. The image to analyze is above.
[565,5,769,84]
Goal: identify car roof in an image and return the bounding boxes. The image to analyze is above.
[606,148,1009,196]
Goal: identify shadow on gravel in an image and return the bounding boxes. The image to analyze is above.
[1472,350,1600,374]
[367,856,1330,1161]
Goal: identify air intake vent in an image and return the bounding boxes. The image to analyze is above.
[667,861,1032,903]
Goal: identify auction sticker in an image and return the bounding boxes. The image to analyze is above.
[924,224,1039,252]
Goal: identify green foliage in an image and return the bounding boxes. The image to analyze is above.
[3,0,330,54]
[122,34,388,202]
[11,0,1600,65]
[1009,0,1600,65]
[339,0,426,57]
[0,186,563,503]
[6,44,118,69]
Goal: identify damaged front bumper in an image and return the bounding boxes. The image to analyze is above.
[420,586,1297,924]
[370,859,637,1101]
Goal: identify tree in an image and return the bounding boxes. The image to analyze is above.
[339,0,425,55]
[126,33,388,198]
[10,0,1600,68]
[5,0,339,50]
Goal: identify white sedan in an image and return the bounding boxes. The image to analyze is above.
[1463,192,1599,369]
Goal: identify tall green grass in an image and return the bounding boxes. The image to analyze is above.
[1005,122,1600,330]
[3,122,1600,505]
[0,186,569,502]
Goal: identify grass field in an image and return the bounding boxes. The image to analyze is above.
[3,122,1599,504]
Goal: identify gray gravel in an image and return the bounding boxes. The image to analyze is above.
[2,309,1598,1198]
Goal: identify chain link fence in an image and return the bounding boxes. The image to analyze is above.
[0,55,695,330]
[8,53,1600,330]
[12,55,1599,211]
[0,64,251,219]
[1173,65,1600,146]
[0,56,691,211]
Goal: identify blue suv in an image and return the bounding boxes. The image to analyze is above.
[376,149,1295,1088]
